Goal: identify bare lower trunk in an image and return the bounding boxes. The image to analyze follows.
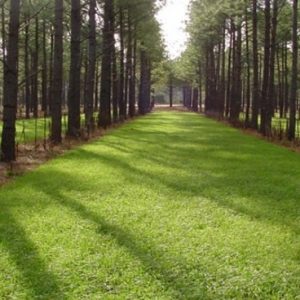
[1,0,21,161]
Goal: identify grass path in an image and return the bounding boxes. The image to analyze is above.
[0,111,300,299]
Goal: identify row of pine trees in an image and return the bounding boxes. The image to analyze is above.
[182,0,299,141]
[0,0,163,162]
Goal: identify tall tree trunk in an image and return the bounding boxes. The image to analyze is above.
[198,61,203,112]
[51,0,64,143]
[139,49,151,115]
[284,42,289,117]
[219,25,226,118]
[230,24,242,123]
[225,29,233,118]
[1,2,6,107]
[111,24,118,123]
[251,0,259,129]
[48,28,54,114]
[67,0,82,137]
[129,30,137,117]
[265,0,278,135]
[85,0,96,130]
[127,14,134,118]
[260,0,271,135]
[32,17,39,118]
[245,11,251,126]
[42,20,48,113]
[288,0,298,140]
[277,48,283,118]
[24,14,31,119]
[98,0,113,128]
[118,8,125,122]
[1,0,21,161]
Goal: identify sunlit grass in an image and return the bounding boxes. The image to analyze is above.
[0,111,299,299]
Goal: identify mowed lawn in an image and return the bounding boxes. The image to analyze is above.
[0,111,300,299]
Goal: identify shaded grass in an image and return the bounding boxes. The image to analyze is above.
[1,113,95,143]
[0,111,300,299]
[0,116,64,144]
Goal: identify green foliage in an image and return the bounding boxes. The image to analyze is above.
[0,111,300,298]
[185,0,294,85]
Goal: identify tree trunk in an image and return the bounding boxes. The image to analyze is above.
[288,0,298,140]
[24,14,31,119]
[251,0,259,129]
[129,28,137,118]
[139,49,151,115]
[219,25,226,118]
[1,0,21,161]
[260,0,271,135]
[67,0,82,137]
[42,20,48,113]
[111,25,118,124]
[1,2,6,107]
[98,0,113,128]
[225,29,233,118]
[51,0,64,143]
[48,28,54,114]
[127,14,134,118]
[265,0,278,135]
[85,0,96,131]
[32,17,39,118]
[245,11,251,126]
[118,8,125,122]
[169,75,173,108]
[230,24,242,123]
[192,88,199,112]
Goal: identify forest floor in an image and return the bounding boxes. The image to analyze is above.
[0,111,299,299]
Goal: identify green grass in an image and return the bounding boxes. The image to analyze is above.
[0,116,66,144]
[14,117,53,143]
[1,113,94,143]
[0,111,300,299]
[239,112,300,137]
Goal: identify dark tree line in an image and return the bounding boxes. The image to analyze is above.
[183,0,299,141]
[0,0,163,161]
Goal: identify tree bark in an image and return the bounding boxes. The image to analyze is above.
[42,19,48,114]
[67,0,82,137]
[139,49,151,115]
[51,0,64,143]
[260,0,271,135]
[24,14,31,119]
[32,17,39,118]
[251,0,259,129]
[288,0,298,140]
[129,30,137,118]
[118,8,125,122]
[98,0,113,128]
[85,0,96,131]
[1,0,21,161]
[192,88,199,112]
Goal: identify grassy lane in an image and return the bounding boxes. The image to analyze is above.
[0,111,299,299]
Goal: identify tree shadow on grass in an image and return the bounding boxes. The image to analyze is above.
[27,169,209,299]
[0,208,65,299]
[75,116,300,235]
[1,111,300,298]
